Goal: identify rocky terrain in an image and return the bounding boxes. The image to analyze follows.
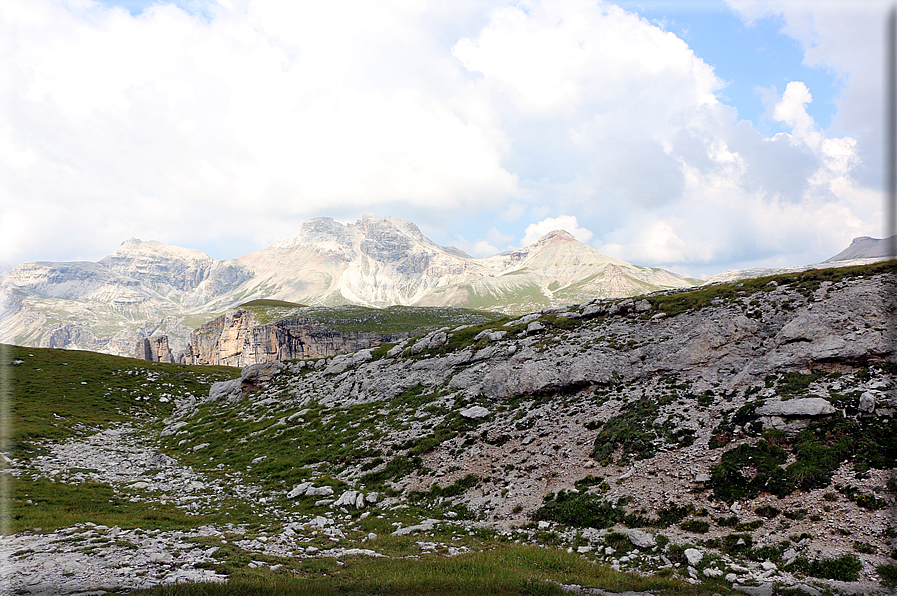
[0,215,701,358]
[3,260,896,595]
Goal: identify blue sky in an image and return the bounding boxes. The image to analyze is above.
[621,2,842,134]
[0,0,888,278]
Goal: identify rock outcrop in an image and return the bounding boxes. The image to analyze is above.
[136,336,175,363]
[182,309,414,367]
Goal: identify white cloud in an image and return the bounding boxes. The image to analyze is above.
[0,0,884,276]
[453,227,515,257]
[725,0,890,187]
[522,215,593,246]
[0,0,518,264]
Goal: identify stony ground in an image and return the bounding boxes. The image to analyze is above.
[4,263,897,595]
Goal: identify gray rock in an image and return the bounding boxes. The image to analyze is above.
[240,360,283,396]
[623,529,656,548]
[756,397,836,417]
[333,490,360,509]
[859,391,876,413]
[684,548,703,566]
[208,378,240,401]
[526,321,546,334]
[459,406,490,419]
[306,485,335,497]
[287,482,312,499]
[392,519,440,536]
[733,584,773,596]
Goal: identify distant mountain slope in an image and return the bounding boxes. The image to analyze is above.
[703,236,896,286]
[0,214,700,357]
[825,235,896,262]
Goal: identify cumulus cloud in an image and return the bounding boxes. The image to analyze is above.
[725,0,890,188]
[453,227,515,257]
[0,0,517,264]
[521,215,594,246]
[0,0,883,276]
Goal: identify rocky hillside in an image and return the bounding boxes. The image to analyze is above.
[5,260,896,595]
[0,214,700,358]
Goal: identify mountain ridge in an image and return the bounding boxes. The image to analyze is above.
[0,214,700,357]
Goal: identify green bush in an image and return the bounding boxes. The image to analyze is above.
[532,491,622,529]
[708,440,791,501]
[878,563,897,587]
[787,554,862,582]
[715,515,739,527]
[679,520,709,534]
[755,505,780,518]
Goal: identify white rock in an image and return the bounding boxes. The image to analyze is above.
[287,482,312,499]
[306,485,335,497]
[623,529,656,548]
[684,548,703,566]
[459,406,490,419]
[859,391,876,413]
[332,490,359,508]
[756,398,836,417]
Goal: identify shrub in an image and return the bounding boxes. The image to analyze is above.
[679,520,710,534]
[715,515,739,527]
[533,491,622,529]
[708,440,791,501]
[878,563,897,587]
[854,492,888,510]
[755,505,780,518]
[787,554,862,582]
[604,531,634,551]
[853,541,875,554]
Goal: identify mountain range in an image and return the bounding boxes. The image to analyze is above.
[0,214,701,357]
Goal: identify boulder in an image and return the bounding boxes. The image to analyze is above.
[240,361,283,397]
[858,391,876,413]
[623,529,656,548]
[209,379,240,401]
[287,482,312,499]
[333,490,361,509]
[306,485,335,497]
[756,398,836,417]
[684,548,703,566]
[526,321,545,334]
[459,406,490,419]
[392,519,439,536]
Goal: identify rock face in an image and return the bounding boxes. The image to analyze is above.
[0,214,702,356]
[182,309,414,367]
[136,336,175,363]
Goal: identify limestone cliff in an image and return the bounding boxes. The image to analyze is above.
[181,309,414,367]
[136,336,176,363]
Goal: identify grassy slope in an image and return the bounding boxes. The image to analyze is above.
[2,344,238,451]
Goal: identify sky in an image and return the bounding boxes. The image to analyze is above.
[0,0,891,279]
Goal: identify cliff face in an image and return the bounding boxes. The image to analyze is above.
[181,309,413,367]
[136,336,175,363]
